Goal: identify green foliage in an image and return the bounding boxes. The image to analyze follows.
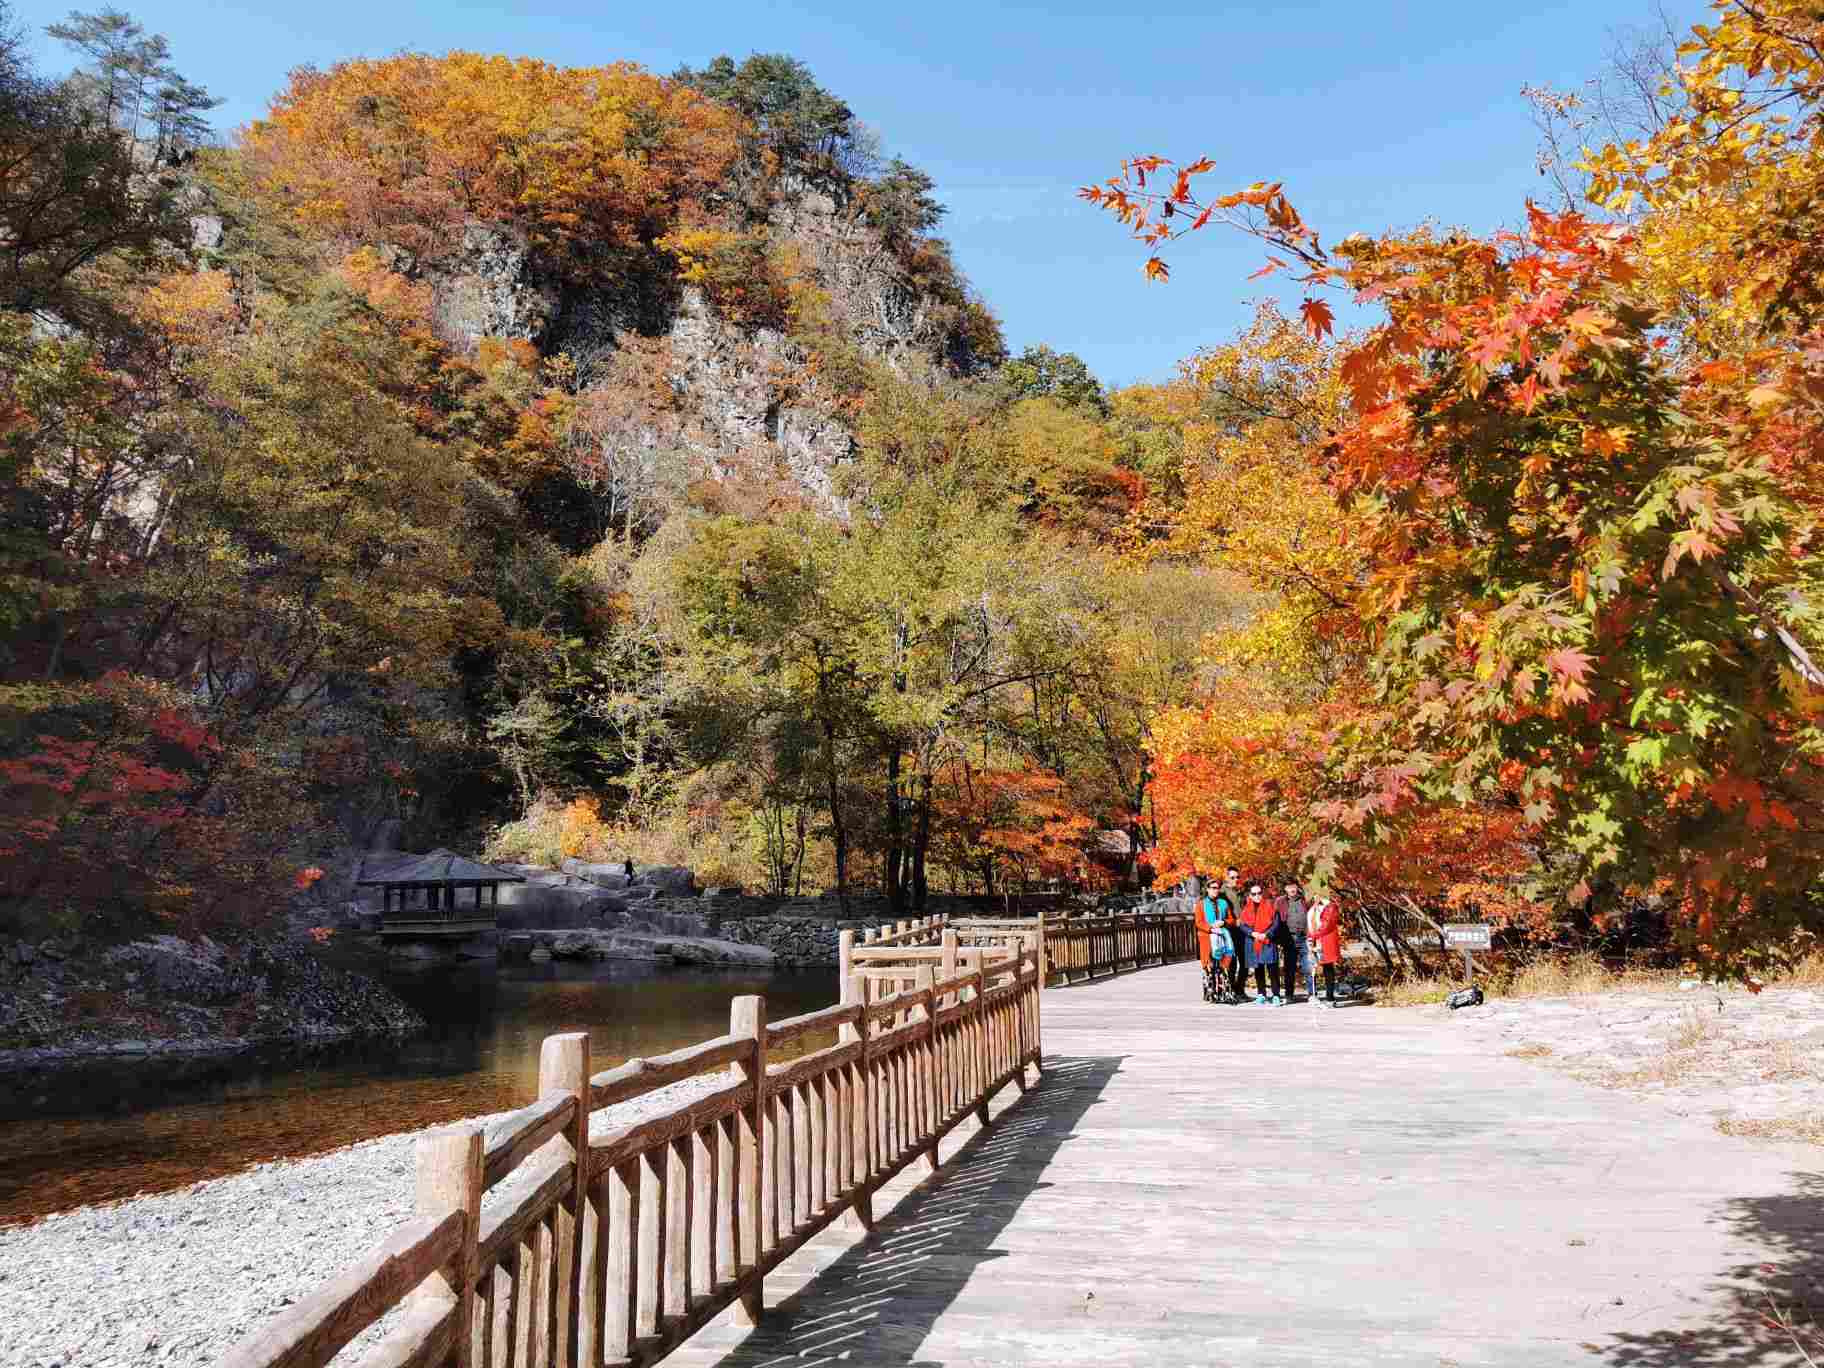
[45,5,219,158]
[0,2,204,327]
[861,159,944,244]
[1001,344,1108,415]
[674,52,863,183]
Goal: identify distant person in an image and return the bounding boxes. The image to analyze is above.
[1196,878,1218,971]
[623,857,635,879]
[1215,880,1244,1000]
[1198,880,1236,1003]
[1218,866,1244,998]
[1308,892,1343,1007]
[1277,881,1309,1001]
[1241,882,1285,1004]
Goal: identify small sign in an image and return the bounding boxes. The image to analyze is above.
[1444,923,1492,950]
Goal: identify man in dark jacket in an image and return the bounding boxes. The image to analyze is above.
[1220,866,1246,1000]
[1276,882,1309,1001]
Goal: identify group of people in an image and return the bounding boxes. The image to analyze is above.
[1194,867,1344,1007]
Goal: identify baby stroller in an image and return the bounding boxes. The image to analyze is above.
[1202,925,1241,1004]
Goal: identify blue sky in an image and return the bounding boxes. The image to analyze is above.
[17,0,1704,387]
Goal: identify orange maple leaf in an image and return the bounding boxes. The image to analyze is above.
[1300,297,1336,340]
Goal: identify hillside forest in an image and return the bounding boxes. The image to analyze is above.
[4,0,1824,974]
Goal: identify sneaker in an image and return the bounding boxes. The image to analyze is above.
[1254,994,1267,1005]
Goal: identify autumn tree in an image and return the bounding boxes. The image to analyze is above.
[242,54,744,280]
[1001,343,1109,415]
[674,53,869,184]
[1084,136,1824,965]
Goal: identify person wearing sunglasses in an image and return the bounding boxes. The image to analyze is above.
[1240,882,1285,1005]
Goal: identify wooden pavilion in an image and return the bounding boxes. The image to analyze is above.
[353,849,525,938]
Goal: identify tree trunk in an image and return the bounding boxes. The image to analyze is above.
[910,771,932,910]
[885,744,904,914]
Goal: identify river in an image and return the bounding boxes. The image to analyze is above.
[0,959,835,1226]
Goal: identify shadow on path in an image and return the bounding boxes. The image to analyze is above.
[694,1054,1122,1368]
[1601,1170,1824,1367]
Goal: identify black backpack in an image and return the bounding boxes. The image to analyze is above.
[1446,986,1484,1010]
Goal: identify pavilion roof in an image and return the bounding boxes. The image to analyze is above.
[353,848,526,887]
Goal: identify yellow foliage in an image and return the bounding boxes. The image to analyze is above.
[243,53,745,276]
[1128,301,1366,689]
[137,269,235,346]
[1582,0,1824,352]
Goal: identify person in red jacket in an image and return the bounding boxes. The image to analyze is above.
[1308,892,1343,1007]
[1240,882,1285,1005]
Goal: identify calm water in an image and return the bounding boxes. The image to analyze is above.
[0,960,835,1225]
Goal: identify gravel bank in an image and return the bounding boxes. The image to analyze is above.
[0,1074,727,1368]
[1404,983,1824,1144]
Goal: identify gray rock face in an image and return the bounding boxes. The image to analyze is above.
[402,179,958,512]
[634,865,698,898]
[190,212,223,251]
[495,866,626,929]
[428,224,560,348]
[560,860,631,890]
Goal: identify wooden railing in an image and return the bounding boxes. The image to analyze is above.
[218,949,1044,1368]
[850,909,1195,990]
[1038,908,1195,985]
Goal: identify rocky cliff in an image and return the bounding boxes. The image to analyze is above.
[416,180,962,507]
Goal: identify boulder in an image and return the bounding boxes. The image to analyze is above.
[701,886,744,900]
[496,881,624,930]
[550,931,600,960]
[648,937,775,966]
[634,865,698,898]
[560,860,631,890]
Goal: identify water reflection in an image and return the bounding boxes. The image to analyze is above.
[0,960,835,1225]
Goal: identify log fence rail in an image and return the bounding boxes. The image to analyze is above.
[219,946,1043,1368]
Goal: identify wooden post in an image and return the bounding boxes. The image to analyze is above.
[838,928,854,990]
[603,1157,638,1362]
[729,995,766,1326]
[1027,930,1043,1077]
[414,1125,483,1368]
[537,1032,591,1368]
[914,966,938,1172]
[939,930,958,1004]
[971,968,990,1128]
[842,972,874,1231]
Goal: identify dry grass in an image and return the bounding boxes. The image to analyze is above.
[1772,950,1824,987]
[1593,1008,1724,1090]
[1375,952,1675,1007]
[1504,1043,1554,1059]
[1667,1007,1718,1052]
[1506,953,1648,997]
[1376,975,1460,1007]
[1717,1114,1824,1145]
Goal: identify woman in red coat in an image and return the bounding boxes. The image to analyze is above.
[1307,894,1343,1007]
[1240,883,1284,1004]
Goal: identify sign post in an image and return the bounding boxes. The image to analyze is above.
[1443,923,1491,981]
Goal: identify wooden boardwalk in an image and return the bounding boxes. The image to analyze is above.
[671,960,1820,1368]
